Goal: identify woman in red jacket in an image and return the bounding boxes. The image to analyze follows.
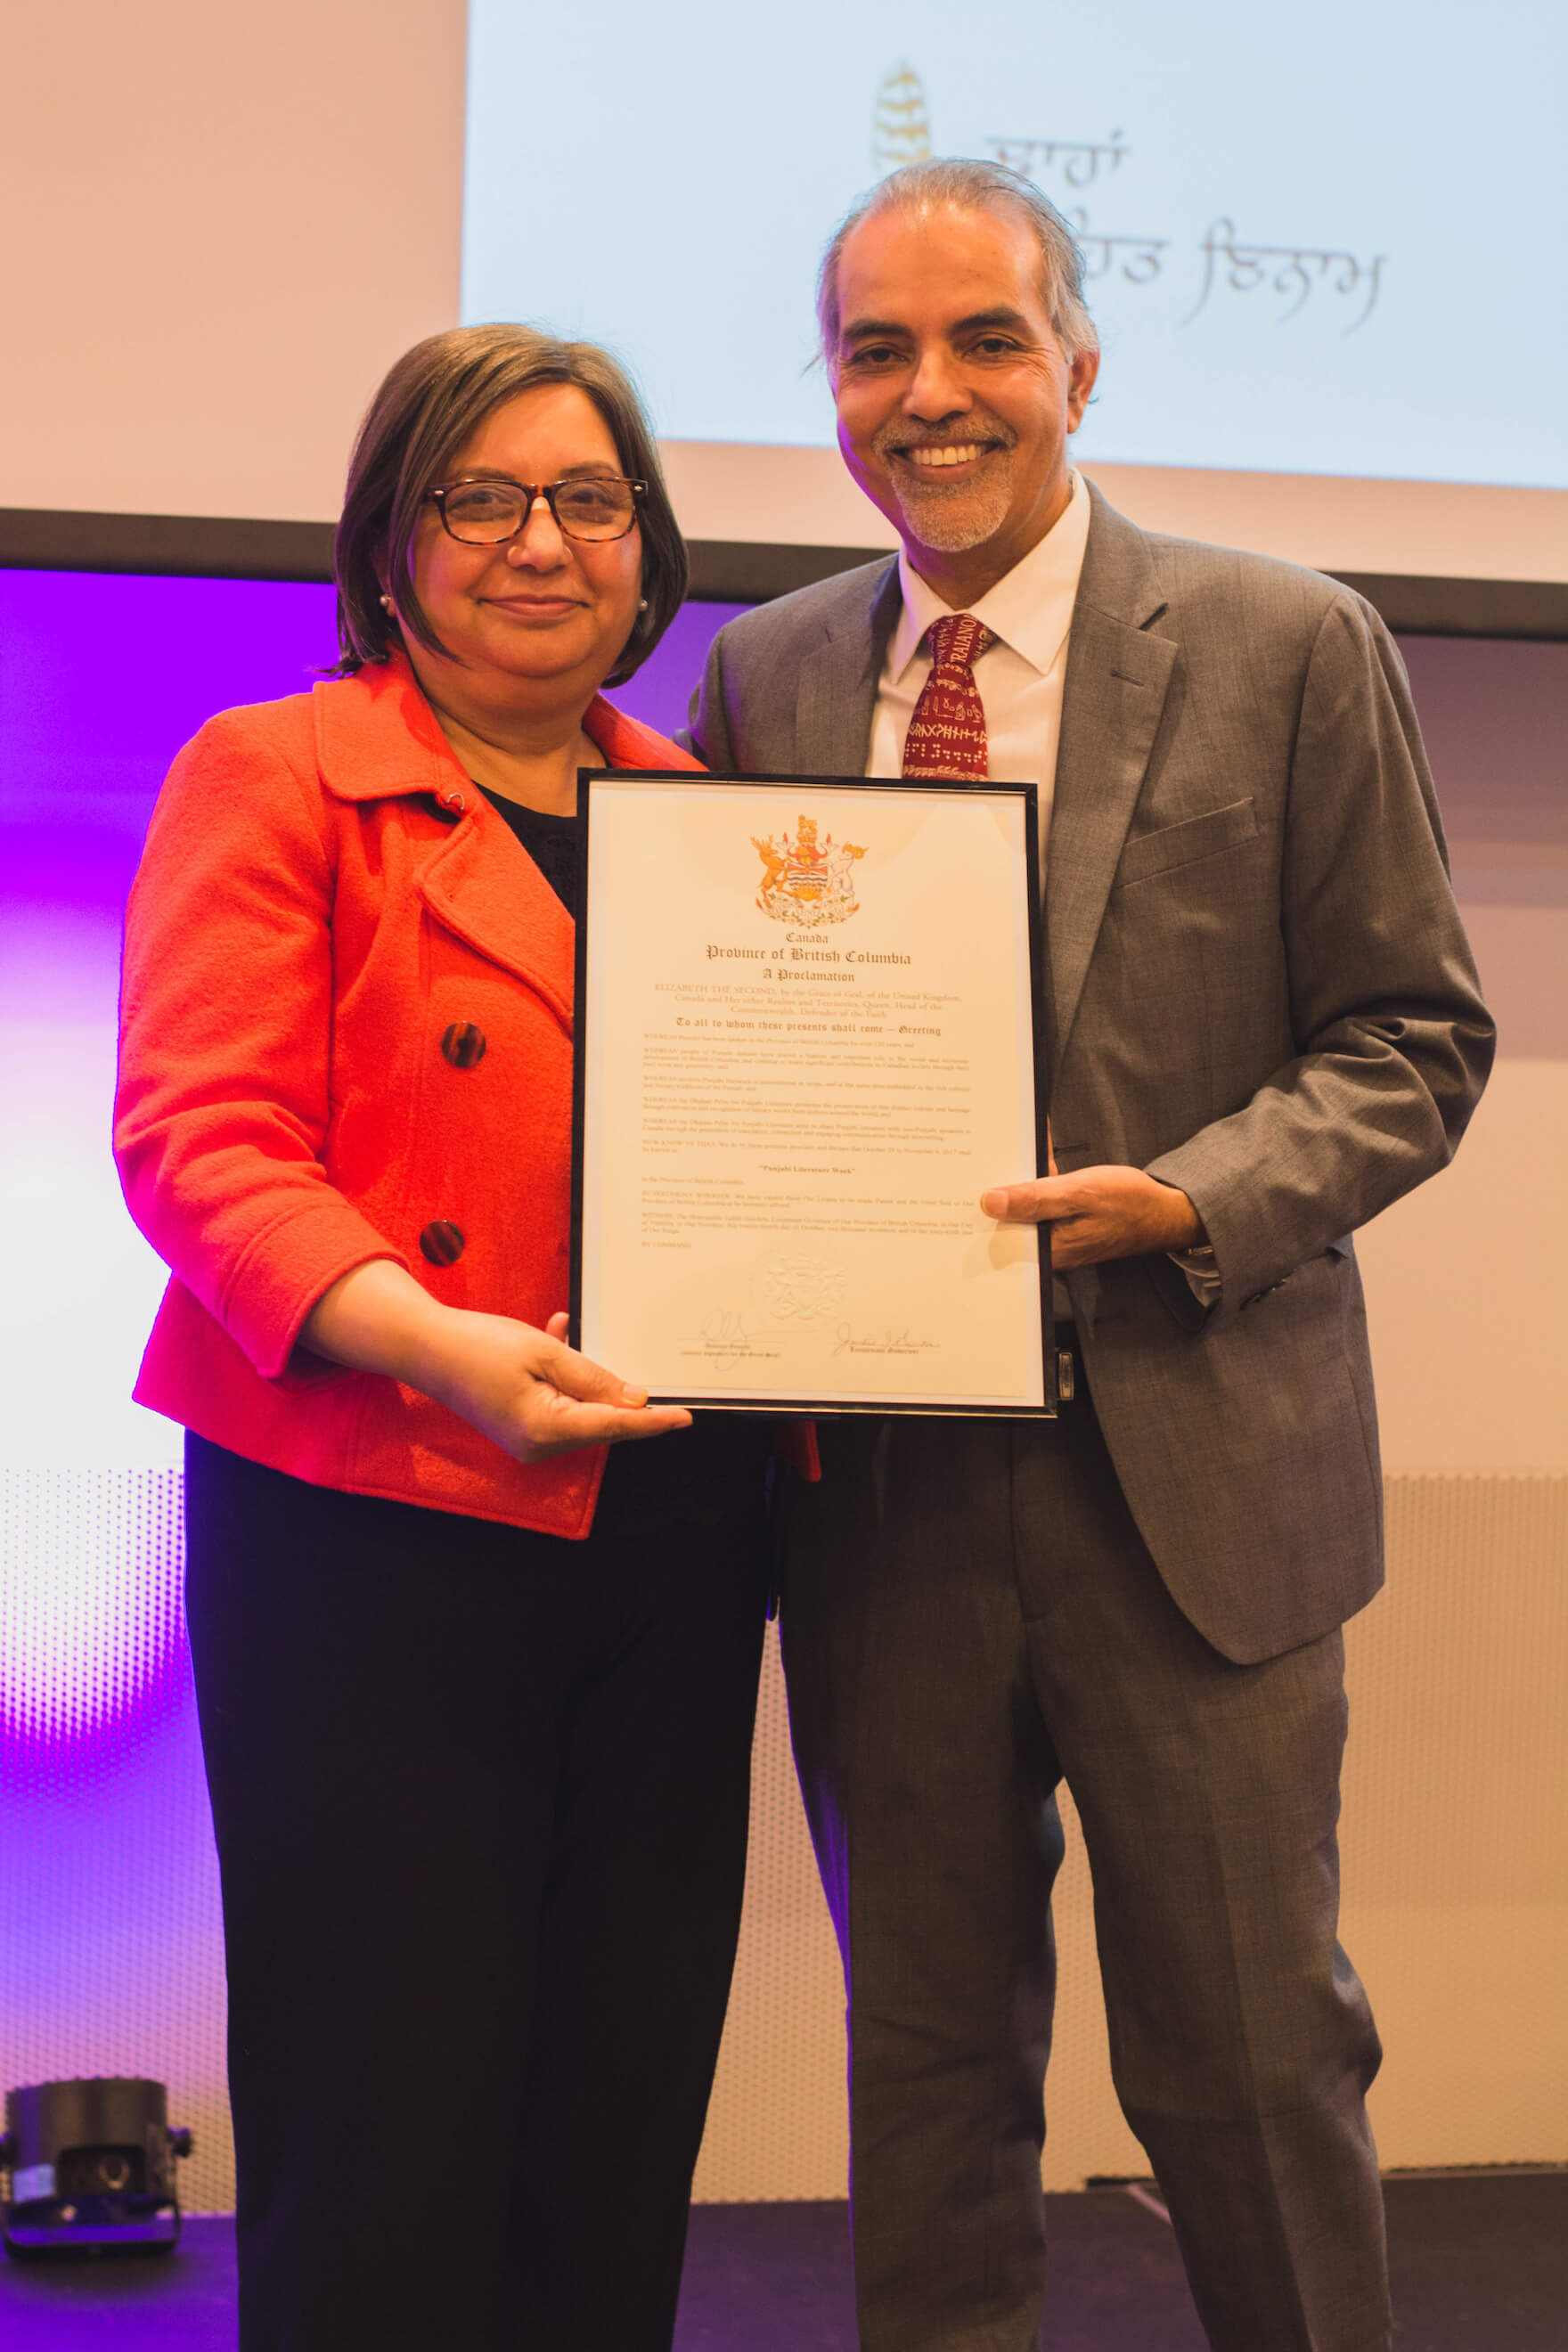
[116,324,775,2352]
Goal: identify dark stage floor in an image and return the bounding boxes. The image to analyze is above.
[0,2175,1562,2348]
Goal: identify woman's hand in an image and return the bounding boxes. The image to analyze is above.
[422,1307,693,1462]
[300,1262,690,1462]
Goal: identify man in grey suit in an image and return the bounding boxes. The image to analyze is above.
[685,160,1492,2350]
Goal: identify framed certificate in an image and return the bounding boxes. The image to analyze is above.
[570,772,1057,1415]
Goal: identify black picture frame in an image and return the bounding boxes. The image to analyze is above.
[570,769,1060,1417]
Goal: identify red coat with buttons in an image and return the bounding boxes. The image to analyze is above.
[117,651,715,1539]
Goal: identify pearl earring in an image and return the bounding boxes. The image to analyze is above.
[639,598,649,611]
[380,594,394,613]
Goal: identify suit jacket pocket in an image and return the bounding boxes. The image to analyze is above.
[1113,796,1258,889]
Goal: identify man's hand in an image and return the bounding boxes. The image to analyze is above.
[980,1166,1204,1269]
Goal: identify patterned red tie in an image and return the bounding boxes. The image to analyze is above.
[901,612,997,780]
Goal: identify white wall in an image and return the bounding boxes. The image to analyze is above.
[0,0,469,522]
[1358,637,1568,1476]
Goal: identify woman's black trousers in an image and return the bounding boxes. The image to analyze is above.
[183,1432,770,2351]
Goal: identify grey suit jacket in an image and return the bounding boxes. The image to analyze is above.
[686,486,1493,1662]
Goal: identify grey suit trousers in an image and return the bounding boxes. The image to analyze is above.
[781,1390,1391,2352]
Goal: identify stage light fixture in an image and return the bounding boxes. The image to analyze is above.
[0,2078,192,2259]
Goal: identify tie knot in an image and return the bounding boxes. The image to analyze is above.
[926,613,995,674]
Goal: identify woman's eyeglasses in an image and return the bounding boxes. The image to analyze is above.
[425,476,646,546]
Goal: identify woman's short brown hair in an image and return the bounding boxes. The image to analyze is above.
[331,323,687,687]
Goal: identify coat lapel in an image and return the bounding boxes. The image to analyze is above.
[795,559,901,775]
[417,816,576,1027]
[314,657,576,1021]
[409,691,709,1027]
[312,662,698,1033]
[1046,490,1177,1061]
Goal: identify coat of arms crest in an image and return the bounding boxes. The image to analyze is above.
[751,814,867,928]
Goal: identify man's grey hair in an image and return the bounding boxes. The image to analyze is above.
[816,157,1098,371]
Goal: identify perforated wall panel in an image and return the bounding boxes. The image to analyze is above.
[0,1468,233,2213]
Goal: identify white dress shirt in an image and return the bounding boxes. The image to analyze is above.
[866,470,1218,1318]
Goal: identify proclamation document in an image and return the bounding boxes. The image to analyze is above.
[572,773,1052,1414]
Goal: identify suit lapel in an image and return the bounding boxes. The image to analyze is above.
[1046,491,1177,1060]
[795,559,901,775]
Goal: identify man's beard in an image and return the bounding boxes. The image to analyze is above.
[872,417,1019,553]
